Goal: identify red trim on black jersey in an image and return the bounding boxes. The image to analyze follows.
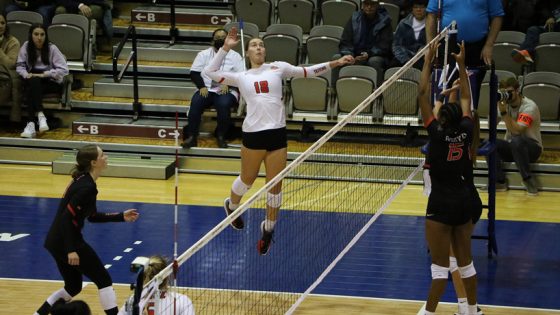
[67,204,76,217]
[424,116,435,128]
[303,67,307,78]
[218,77,225,83]
[67,204,79,227]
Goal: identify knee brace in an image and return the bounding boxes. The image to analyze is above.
[231,176,251,196]
[47,288,73,305]
[98,286,118,310]
[449,256,458,273]
[267,192,282,208]
[431,263,449,280]
[459,261,477,278]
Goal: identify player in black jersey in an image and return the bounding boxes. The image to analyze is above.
[427,77,484,315]
[418,42,480,315]
[34,145,139,315]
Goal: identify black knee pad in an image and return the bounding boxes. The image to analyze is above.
[64,283,82,297]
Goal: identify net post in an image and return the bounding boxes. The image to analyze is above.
[486,62,499,257]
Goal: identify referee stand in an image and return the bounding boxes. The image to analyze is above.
[472,63,498,258]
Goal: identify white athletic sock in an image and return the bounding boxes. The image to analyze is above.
[458,297,468,314]
[424,311,435,315]
[99,286,118,310]
[46,288,72,305]
[37,111,45,118]
[229,202,239,211]
[264,219,276,232]
[468,304,478,315]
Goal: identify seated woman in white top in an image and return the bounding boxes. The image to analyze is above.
[203,27,354,255]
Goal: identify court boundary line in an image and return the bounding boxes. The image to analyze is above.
[2,278,560,312]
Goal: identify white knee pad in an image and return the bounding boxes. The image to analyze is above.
[98,286,117,310]
[449,256,458,273]
[267,192,282,208]
[231,176,251,196]
[46,288,72,305]
[459,261,477,279]
[431,263,449,279]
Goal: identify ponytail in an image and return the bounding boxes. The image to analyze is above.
[71,145,99,179]
[143,255,169,291]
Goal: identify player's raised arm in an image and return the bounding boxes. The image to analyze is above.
[419,43,437,126]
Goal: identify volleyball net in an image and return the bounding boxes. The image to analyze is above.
[126,27,452,315]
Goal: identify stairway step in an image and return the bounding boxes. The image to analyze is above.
[72,115,185,140]
[52,152,176,179]
[113,42,206,63]
[131,6,233,25]
[93,78,197,100]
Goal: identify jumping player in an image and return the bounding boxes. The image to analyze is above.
[203,27,354,255]
[35,145,139,315]
[418,41,480,315]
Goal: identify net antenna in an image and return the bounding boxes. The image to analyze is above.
[236,19,247,117]
[144,27,451,315]
[170,111,181,313]
[440,21,457,91]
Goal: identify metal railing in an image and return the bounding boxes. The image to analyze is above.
[113,25,142,120]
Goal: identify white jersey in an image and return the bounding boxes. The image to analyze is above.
[119,291,194,315]
[145,291,195,315]
[191,47,244,100]
[203,48,331,132]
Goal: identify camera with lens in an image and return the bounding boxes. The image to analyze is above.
[497,89,513,102]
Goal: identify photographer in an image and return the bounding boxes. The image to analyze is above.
[488,77,542,195]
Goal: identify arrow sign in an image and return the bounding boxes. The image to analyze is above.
[77,125,89,133]
[169,130,180,139]
[133,10,233,25]
[0,233,30,242]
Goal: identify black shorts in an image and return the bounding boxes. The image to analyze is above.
[470,185,483,224]
[242,127,287,151]
[426,189,471,226]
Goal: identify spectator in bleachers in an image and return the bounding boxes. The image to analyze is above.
[54,0,113,52]
[0,12,23,123]
[16,23,68,138]
[334,0,393,85]
[4,0,56,26]
[503,0,559,33]
[1,0,9,15]
[183,28,244,149]
[488,77,542,195]
[426,0,504,108]
[511,1,560,64]
[391,0,427,69]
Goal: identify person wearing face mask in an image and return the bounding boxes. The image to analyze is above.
[183,28,244,149]
[485,77,542,195]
